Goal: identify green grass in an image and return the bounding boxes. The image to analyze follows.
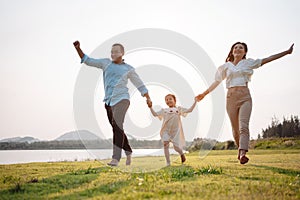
[0,150,299,199]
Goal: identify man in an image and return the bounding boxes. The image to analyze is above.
[74,41,151,166]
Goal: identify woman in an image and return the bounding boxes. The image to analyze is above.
[196,42,294,164]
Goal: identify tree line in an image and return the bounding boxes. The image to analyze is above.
[260,115,300,138]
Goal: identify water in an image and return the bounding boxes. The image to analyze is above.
[0,149,177,164]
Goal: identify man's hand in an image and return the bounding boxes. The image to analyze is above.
[143,93,152,107]
[73,40,84,59]
[73,40,80,48]
[287,43,294,54]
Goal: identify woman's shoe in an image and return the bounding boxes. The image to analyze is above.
[239,155,249,164]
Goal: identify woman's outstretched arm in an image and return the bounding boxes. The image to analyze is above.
[196,80,221,101]
[261,44,294,66]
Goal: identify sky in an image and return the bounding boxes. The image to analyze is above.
[0,0,299,142]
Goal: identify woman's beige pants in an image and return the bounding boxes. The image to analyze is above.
[226,86,252,151]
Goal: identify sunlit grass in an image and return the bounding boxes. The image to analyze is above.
[0,150,299,199]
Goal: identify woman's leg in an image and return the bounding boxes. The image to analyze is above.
[238,96,252,164]
[238,98,252,152]
[226,92,240,148]
[226,87,252,164]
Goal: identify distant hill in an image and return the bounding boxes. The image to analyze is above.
[54,130,101,141]
[0,136,39,143]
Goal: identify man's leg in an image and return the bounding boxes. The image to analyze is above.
[104,103,113,126]
[105,104,119,166]
[111,99,132,161]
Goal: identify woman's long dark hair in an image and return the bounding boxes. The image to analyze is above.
[225,42,248,62]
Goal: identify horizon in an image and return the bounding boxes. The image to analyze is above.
[0,130,220,142]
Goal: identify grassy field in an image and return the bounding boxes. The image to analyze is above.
[0,149,299,199]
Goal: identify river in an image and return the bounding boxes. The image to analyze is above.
[0,149,178,164]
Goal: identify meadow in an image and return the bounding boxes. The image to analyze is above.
[0,149,299,199]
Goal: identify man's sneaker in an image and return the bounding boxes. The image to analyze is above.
[181,154,186,163]
[107,159,119,166]
[126,155,131,166]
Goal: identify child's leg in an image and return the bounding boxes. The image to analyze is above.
[163,141,170,166]
[174,145,186,163]
[173,145,183,155]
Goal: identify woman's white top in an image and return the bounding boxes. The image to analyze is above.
[215,58,262,88]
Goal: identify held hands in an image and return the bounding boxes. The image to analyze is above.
[195,93,206,102]
[147,99,152,108]
[144,93,152,108]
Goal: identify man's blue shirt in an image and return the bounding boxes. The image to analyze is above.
[81,54,148,106]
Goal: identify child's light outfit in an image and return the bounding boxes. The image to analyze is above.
[150,102,196,149]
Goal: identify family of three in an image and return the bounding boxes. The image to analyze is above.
[74,40,293,166]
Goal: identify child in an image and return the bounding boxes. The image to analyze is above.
[148,94,197,166]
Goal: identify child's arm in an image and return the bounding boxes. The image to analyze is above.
[148,101,158,117]
[150,107,159,117]
[185,99,197,113]
[179,98,197,117]
[148,101,164,119]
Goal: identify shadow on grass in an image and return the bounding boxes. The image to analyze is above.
[43,166,197,199]
[0,167,110,200]
[238,176,262,181]
[236,165,300,182]
[0,165,224,199]
[52,166,203,199]
[251,164,300,176]
[161,165,196,181]
[51,179,130,199]
[148,165,222,182]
